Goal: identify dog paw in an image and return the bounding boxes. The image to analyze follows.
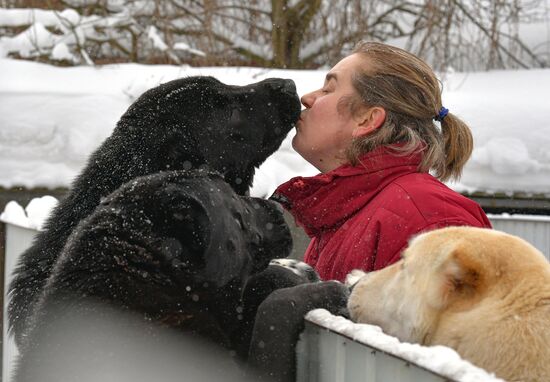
[269,258,320,283]
[345,269,367,289]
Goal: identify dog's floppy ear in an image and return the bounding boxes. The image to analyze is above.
[435,245,484,308]
[163,191,212,268]
[164,187,246,288]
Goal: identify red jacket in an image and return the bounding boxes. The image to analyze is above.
[272,147,492,281]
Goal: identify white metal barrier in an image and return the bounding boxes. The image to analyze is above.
[296,320,450,382]
[488,214,550,260]
[2,222,37,382]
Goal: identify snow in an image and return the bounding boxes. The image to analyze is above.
[1,58,549,198]
[173,42,206,57]
[306,309,505,382]
[1,22,56,57]
[0,8,140,62]
[0,8,66,27]
[487,213,550,222]
[50,42,75,62]
[443,68,550,195]
[0,196,57,230]
[147,26,169,51]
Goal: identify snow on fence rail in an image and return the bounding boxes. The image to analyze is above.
[2,199,550,382]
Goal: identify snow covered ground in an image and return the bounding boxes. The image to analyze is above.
[1,58,550,198]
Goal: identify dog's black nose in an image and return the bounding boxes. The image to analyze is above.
[263,78,297,95]
[280,79,297,95]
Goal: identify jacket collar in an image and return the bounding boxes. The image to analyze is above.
[272,146,422,236]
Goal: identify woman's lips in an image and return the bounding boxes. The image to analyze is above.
[296,116,304,129]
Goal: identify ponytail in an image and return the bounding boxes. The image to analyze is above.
[436,113,473,181]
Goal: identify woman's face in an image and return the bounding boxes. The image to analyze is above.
[293,53,365,172]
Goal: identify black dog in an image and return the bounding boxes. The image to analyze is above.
[15,170,296,381]
[8,76,301,344]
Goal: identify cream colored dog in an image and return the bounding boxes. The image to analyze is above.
[347,226,550,382]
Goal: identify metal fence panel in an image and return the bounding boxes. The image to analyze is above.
[296,322,450,382]
[488,214,550,260]
[2,223,37,382]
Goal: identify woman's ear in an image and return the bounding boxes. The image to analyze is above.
[352,106,386,138]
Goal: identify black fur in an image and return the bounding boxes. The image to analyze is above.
[8,76,301,344]
[236,259,320,360]
[249,281,350,381]
[14,170,294,381]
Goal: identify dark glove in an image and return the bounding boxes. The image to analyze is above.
[247,281,350,382]
[232,260,320,360]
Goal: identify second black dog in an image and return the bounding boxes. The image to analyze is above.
[15,170,296,381]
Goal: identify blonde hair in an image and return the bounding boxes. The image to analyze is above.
[346,41,473,182]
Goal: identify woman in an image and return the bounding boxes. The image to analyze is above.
[272,41,492,281]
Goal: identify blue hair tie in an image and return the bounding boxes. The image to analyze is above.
[434,106,449,122]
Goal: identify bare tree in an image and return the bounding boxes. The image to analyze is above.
[0,0,548,70]
[403,0,548,70]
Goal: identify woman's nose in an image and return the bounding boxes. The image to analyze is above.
[301,91,315,108]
